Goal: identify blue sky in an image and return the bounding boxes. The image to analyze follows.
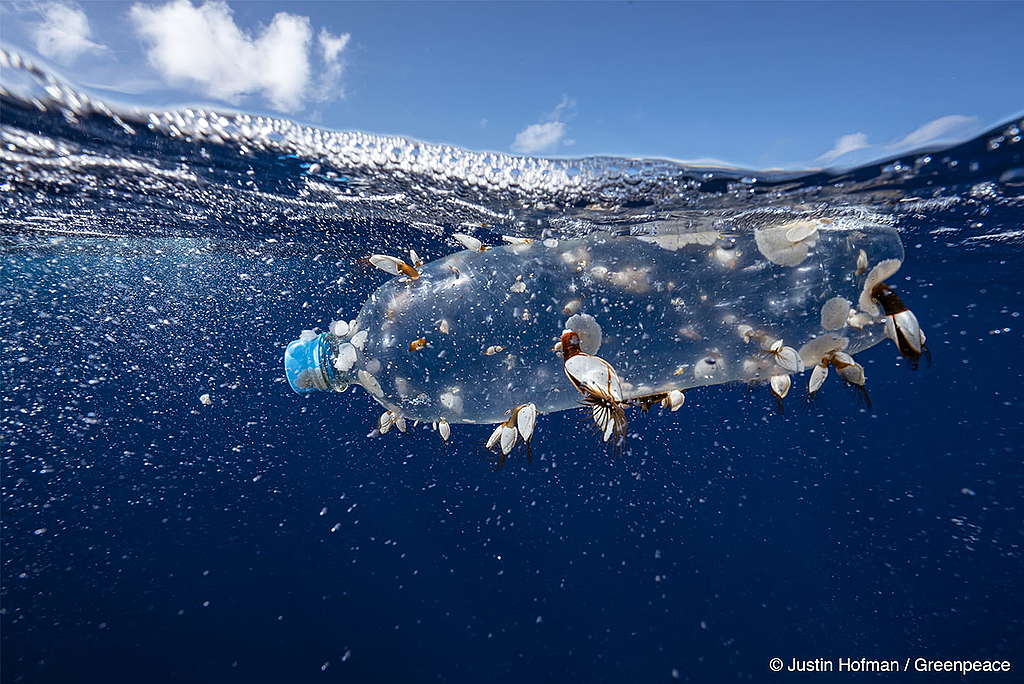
[2,1,1021,168]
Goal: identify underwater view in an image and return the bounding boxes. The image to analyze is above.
[1,3,1023,681]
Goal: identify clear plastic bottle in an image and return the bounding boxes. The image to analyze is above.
[285,218,904,425]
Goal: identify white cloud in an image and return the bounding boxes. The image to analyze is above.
[318,28,348,63]
[129,0,350,112]
[817,132,869,163]
[32,2,106,64]
[550,94,574,121]
[512,121,567,154]
[894,114,977,148]
[511,95,575,154]
[313,28,350,102]
[816,114,979,166]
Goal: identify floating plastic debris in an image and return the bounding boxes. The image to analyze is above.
[285,215,927,456]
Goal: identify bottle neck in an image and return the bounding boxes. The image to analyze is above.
[321,334,353,392]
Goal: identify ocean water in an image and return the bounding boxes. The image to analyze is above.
[1,48,1022,682]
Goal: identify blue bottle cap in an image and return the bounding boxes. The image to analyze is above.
[284,332,330,394]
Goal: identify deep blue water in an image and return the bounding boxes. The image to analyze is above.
[2,51,1023,682]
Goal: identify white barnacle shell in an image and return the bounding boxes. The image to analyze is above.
[820,297,851,331]
[437,418,451,442]
[499,425,518,455]
[334,342,357,372]
[452,233,483,251]
[394,415,407,433]
[567,354,624,402]
[774,345,804,373]
[784,220,820,243]
[564,313,603,355]
[330,320,350,337]
[753,219,820,267]
[379,410,396,434]
[893,309,925,354]
[859,258,902,315]
[798,334,849,368]
[770,374,791,399]
[838,362,866,386]
[350,329,368,350]
[484,345,505,356]
[369,254,408,276]
[502,235,533,245]
[509,276,526,293]
[486,424,503,450]
[831,351,856,366]
[663,389,685,412]
[358,370,384,398]
[437,319,450,334]
[516,404,537,442]
[808,363,829,394]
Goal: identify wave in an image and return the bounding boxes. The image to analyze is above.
[1,47,1022,242]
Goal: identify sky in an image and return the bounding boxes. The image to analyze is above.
[1,0,1021,168]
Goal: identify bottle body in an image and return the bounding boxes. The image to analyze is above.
[302,221,903,424]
